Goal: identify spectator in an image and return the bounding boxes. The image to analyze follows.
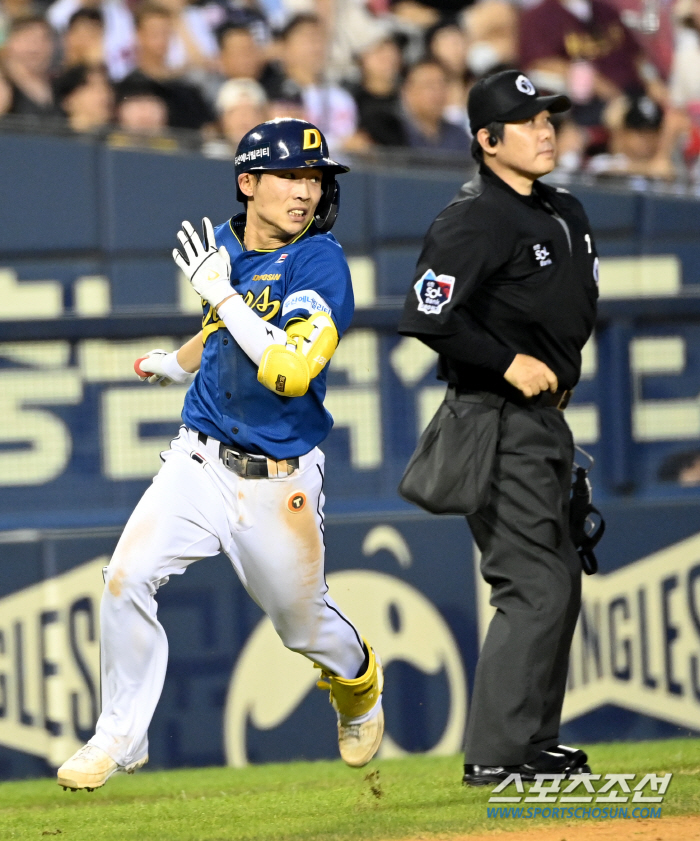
[400,58,470,152]
[271,13,359,150]
[462,0,518,77]
[605,0,675,81]
[519,0,649,129]
[157,0,218,74]
[3,15,62,119]
[216,77,267,148]
[109,74,182,149]
[646,0,700,180]
[267,88,307,120]
[391,2,441,28]
[219,22,264,81]
[586,93,663,176]
[62,8,105,69]
[347,32,405,146]
[0,0,38,49]
[47,0,136,80]
[318,0,397,84]
[193,22,277,107]
[425,18,469,129]
[115,75,168,133]
[118,2,214,131]
[54,62,113,131]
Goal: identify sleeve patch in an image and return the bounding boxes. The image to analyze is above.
[281,289,333,318]
[414,269,455,315]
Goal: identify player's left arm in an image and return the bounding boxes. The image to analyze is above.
[254,238,352,396]
[213,295,338,397]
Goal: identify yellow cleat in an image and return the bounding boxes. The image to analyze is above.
[57,745,148,791]
[316,640,385,768]
[338,705,385,768]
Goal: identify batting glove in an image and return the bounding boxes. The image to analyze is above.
[134,349,196,387]
[172,217,233,308]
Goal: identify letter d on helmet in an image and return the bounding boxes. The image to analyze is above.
[235,118,350,232]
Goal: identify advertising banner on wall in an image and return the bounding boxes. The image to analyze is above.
[1,503,699,781]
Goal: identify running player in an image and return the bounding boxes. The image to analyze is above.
[56,119,384,791]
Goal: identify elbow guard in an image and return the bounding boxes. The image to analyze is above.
[257,312,339,397]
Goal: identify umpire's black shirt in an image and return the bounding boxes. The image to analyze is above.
[399,165,598,396]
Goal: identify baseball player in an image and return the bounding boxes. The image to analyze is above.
[57,119,384,791]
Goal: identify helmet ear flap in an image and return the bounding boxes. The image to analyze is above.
[314,177,340,232]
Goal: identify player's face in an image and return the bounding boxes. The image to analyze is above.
[498,111,557,178]
[243,169,324,241]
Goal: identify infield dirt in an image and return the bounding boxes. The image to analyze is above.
[399,814,700,841]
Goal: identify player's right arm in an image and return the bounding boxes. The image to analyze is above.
[135,331,203,386]
[171,217,345,397]
[177,331,204,372]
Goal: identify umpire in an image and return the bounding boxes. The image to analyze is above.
[398,70,598,785]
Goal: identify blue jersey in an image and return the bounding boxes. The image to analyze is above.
[182,214,354,459]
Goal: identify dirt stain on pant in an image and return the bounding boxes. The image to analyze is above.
[108,567,126,597]
[281,488,323,643]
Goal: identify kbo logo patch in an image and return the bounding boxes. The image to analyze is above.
[532,242,553,268]
[414,269,455,315]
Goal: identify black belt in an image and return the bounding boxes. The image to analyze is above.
[447,387,573,411]
[196,431,299,478]
[528,389,573,410]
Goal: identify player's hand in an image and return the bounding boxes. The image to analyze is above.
[134,349,196,387]
[504,353,558,398]
[172,217,233,308]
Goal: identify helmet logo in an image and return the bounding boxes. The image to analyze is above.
[516,75,536,96]
[302,129,322,150]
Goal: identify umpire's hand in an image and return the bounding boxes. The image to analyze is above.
[504,354,558,398]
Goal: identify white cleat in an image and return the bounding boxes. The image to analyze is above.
[57,745,148,791]
[338,706,385,768]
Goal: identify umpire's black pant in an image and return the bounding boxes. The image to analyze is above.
[464,399,582,767]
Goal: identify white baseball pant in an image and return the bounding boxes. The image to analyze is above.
[89,427,366,766]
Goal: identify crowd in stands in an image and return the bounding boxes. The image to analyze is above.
[1,0,699,180]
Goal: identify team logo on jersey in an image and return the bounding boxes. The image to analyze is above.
[275,254,289,264]
[516,74,536,96]
[414,269,455,315]
[202,285,282,344]
[287,492,306,512]
[532,241,553,268]
[243,286,281,321]
[252,274,281,281]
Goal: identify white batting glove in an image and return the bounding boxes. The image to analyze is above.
[134,349,196,387]
[172,217,233,308]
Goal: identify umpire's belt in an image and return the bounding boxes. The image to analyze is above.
[447,387,573,411]
[197,431,299,478]
[527,388,573,410]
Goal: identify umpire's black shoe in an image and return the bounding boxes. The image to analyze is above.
[463,747,591,787]
[548,743,592,774]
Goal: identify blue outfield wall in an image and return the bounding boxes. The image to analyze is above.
[1,130,700,778]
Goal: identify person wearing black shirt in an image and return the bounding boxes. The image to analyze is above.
[399,69,599,785]
[117,3,214,133]
[347,34,407,147]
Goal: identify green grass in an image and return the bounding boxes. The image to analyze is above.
[1,739,699,841]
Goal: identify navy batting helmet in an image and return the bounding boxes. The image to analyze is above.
[234,118,349,232]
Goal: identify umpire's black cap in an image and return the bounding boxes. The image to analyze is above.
[468,70,571,135]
